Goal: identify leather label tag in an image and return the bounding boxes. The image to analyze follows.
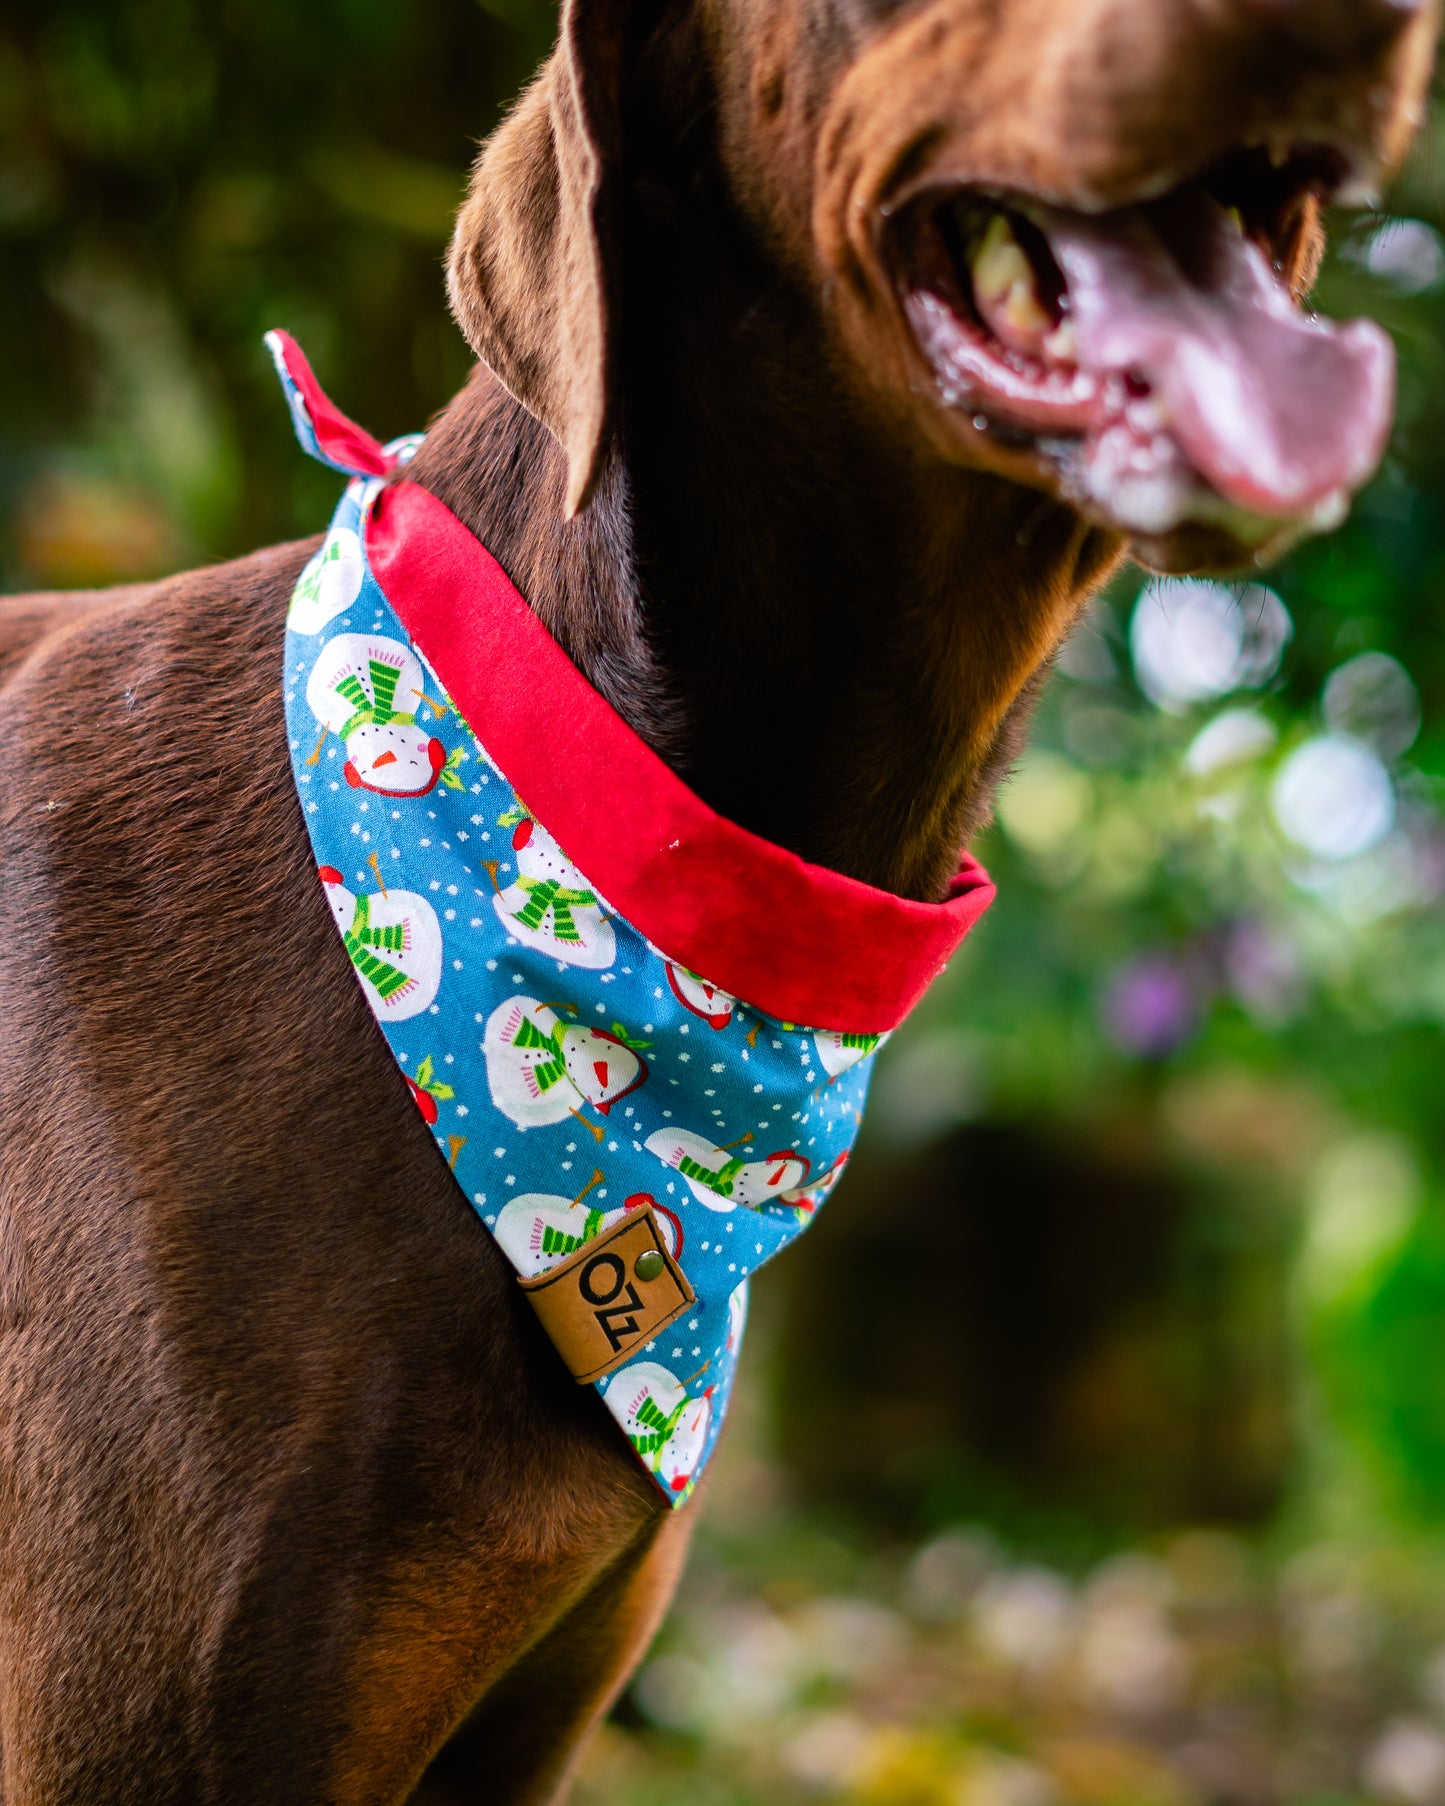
[518,1205,695,1385]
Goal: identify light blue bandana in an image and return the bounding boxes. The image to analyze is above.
[270,332,993,1503]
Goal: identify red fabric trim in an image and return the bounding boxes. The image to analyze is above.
[367,480,994,1033]
[269,331,396,478]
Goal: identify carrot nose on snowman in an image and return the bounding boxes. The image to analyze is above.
[566,1026,647,1116]
[341,731,447,794]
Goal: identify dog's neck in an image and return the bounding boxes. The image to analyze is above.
[408,186,1119,902]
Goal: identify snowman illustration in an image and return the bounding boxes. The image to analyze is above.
[779,1149,849,1217]
[493,1178,682,1278]
[602,1361,712,1496]
[644,1128,810,1211]
[483,997,649,1130]
[664,963,735,1030]
[319,867,443,1022]
[492,810,615,970]
[289,526,365,635]
[494,1184,629,1277]
[814,1028,888,1079]
[306,632,465,798]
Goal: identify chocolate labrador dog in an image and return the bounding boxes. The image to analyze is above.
[0,0,1437,1799]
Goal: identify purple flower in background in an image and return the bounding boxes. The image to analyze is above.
[1101,955,1199,1059]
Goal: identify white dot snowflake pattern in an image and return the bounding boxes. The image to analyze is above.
[279,384,888,1510]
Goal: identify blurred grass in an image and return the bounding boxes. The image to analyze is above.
[569,1322,1445,1806]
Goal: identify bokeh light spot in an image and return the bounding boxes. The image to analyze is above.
[1323,651,1421,759]
[1272,736,1396,862]
[1131,580,1292,712]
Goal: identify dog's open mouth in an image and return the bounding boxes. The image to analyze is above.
[895,146,1396,565]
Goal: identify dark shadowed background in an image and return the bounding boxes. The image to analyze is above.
[8,4,1445,1801]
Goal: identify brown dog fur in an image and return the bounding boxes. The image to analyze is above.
[1,0,1437,1798]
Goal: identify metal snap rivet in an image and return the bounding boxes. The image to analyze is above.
[634,1249,665,1282]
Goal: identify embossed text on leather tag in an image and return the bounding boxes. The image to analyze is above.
[518,1205,695,1384]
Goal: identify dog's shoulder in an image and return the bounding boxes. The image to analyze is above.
[0,535,319,709]
[1,535,322,982]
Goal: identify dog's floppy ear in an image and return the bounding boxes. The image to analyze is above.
[447,0,633,517]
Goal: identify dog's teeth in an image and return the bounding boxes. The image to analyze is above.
[973,214,1050,334]
[972,215,1025,302]
[974,217,1038,310]
[1043,318,1078,364]
[1003,286,1051,336]
[1269,135,1291,170]
[1224,206,1245,236]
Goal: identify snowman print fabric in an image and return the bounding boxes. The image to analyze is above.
[270,332,992,1505]
[283,492,876,1509]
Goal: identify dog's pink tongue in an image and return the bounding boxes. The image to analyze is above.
[1038,190,1395,518]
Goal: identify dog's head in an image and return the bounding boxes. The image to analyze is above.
[448,0,1438,575]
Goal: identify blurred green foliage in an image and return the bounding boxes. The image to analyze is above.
[8,3,1445,1799]
[0,0,552,582]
